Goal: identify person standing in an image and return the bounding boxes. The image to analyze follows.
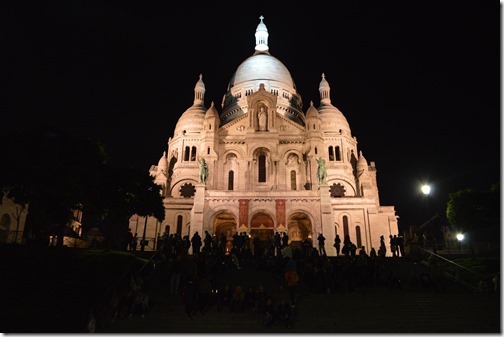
[333,234,341,256]
[281,232,289,249]
[125,228,134,251]
[182,279,198,319]
[273,232,281,257]
[131,233,138,251]
[390,235,398,257]
[203,230,212,255]
[379,235,387,258]
[342,235,351,257]
[317,233,326,256]
[284,258,299,305]
[191,232,202,256]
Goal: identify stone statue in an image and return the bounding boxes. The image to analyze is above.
[316,157,327,185]
[258,106,267,131]
[198,158,208,184]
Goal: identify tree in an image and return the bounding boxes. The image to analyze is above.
[1,127,165,250]
[81,166,165,250]
[0,127,109,246]
[446,182,500,242]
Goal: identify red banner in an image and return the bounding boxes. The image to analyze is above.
[276,199,286,231]
[239,199,249,230]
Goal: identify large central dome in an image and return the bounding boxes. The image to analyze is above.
[220,16,303,126]
[229,53,294,88]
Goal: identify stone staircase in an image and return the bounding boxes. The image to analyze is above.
[101,256,501,333]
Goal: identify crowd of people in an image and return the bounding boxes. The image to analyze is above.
[135,229,413,329]
[112,226,416,330]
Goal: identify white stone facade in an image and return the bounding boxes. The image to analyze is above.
[133,16,399,255]
[0,193,28,244]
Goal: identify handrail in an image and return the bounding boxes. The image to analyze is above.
[417,247,494,292]
[91,247,167,332]
[138,243,165,274]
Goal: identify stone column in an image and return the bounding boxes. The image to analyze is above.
[189,183,206,254]
[319,183,336,256]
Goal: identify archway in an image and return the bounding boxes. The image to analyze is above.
[287,212,312,252]
[250,212,274,256]
[213,212,237,254]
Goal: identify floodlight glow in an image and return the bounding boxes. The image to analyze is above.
[456,233,465,241]
[421,184,431,195]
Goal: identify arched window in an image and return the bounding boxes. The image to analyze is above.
[184,146,190,161]
[356,225,362,248]
[290,170,296,190]
[335,146,341,161]
[343,216,349,238]
[177,215,183,235]
[314,147,318,155]
[191,146,197,161]
[228,170,234,190]
[328,146,334,161]
[207,146,210,155]
[258,154,266,182]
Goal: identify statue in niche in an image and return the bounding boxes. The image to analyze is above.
[258,106,267,131]
[287,154,298,165]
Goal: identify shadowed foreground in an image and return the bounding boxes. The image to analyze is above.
[102,257,501,333]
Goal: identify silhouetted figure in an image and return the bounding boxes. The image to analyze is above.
[342,235,351,257]
[369,247,377,258]
[125,228,133,250]
[191,231,202,255]
[379,235,387,258]
[397,234,405,257]
[261,297,276,327]
[131,233,138,251]
[334,234,341,256]
[182,279,198,319]
[281,232,289,248]
[317,233,327,256]
[273,232,281,256]
[284,258,299,305]
[128,290,149,318]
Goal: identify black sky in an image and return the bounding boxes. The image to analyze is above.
[1,1,500,231]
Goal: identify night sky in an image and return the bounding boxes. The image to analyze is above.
[2,2,500,232]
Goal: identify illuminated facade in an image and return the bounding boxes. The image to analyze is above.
[133,16,399,255]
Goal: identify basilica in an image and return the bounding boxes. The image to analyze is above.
[132,16,399,256]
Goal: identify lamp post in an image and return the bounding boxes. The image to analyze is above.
[456,233,464,253]
[141,215,149,252]
[418,183,431,248]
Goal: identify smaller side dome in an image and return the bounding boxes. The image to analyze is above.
[174,75,207,137]
[205,101,220,129]
[205,101,219,119]
[305,100,319,119]
[357,151,369,178]
[317,73,352,135]
[158,151,168,172]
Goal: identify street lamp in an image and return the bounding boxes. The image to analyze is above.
[457,233,464,253]
[421,184,431,196]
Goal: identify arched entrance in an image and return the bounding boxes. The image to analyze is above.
[287,212,312,252]
[250,212,274,256]
[213,212,237,254]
